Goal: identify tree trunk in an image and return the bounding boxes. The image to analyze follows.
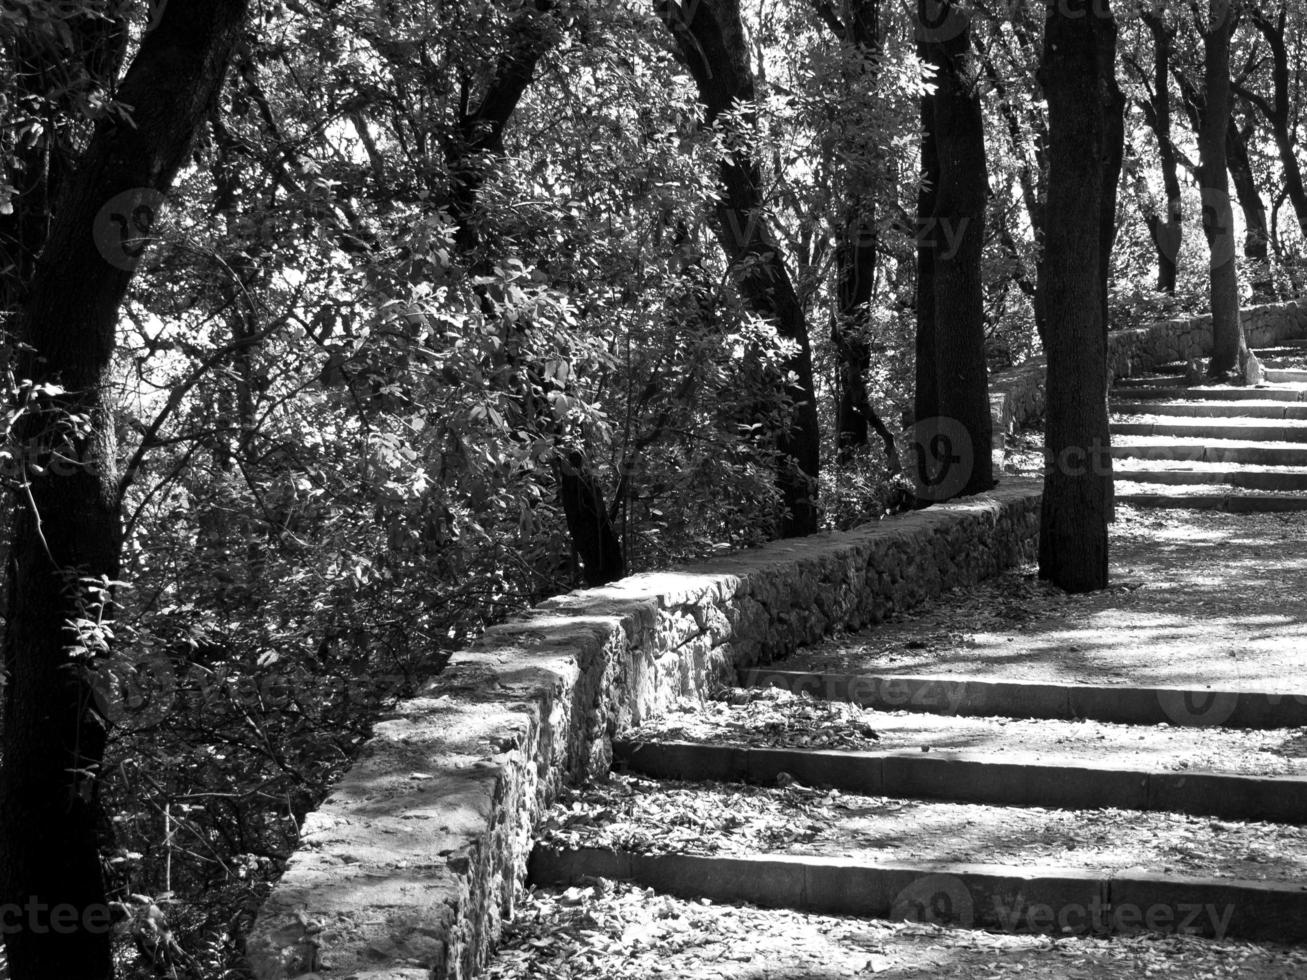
[1237,9,1307,239]
[1226,118,1273,297]
[914,83,940,437]
[662,0,822,536]
[0,5,248,978]
[921,1,993,498]
[1198,0,1251,379]
[0,10,127,317]
[815,0,899,471]
[1139,11,1182,294]
[1037,0,1112,593]
[1175,71,1272,305]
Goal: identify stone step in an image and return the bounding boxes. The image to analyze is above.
[1114,467,1307,492]
[1112,400,1307,420]
[1115,375,1189,388]
[1114,490,1307,513]
[1115,387,1307,402]
[739,669,1307,728]
[1113,419,1307,442]
[532,846,1307,943]
[612,740,1307,824]
[1265,368,1307,384]
[1112,440,1307,466]
[502,881,1307,979]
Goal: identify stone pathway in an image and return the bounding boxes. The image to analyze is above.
[491,360,1307,977]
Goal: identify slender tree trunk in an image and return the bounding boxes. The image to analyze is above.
[1198,0,1251,379]
[978,46,1044,322]
[662,0,822,536]
[1139,12,1182,294]
[442,1,624,583]
[1236,9,1307,239]
[1176,71,1272,305]
[914,84,940,436]
[1037,0,1112,593]
[1226,118,1273,297]
[0,5,247,978]
[922,1,992,497]
[814,0,899,471]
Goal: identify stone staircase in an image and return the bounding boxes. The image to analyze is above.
[531,668,1307,951]
[1113,339,1307,511]
[519,404,1307,970]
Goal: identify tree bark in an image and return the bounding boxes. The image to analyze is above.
[1197,0,1252,379]
[0,4,248,978]
[1138,11,1183,294]
[917,1,993,499]
[1226,116,1273,297]
[1175,70,1273,303]
[662,0,822,536]
[0,7,127,317]
[1037,0,1112,593]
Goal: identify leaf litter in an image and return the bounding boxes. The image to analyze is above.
[486,879,1307,979]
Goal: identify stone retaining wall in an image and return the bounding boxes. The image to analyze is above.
[989,299,1307,443]
[246,481,1042,979]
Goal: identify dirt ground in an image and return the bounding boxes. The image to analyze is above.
[792,505,1307,692]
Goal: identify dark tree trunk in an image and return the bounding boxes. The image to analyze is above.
[918,1,993,498]
[814,0,899,471]
[1037,0,1113,593]
[1227,117,1273,296]
[0,10,127,316]
[0,5,248,979]
[662,0,822,536]
[1197,0,1251,379]
[1139,11,1182,294]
